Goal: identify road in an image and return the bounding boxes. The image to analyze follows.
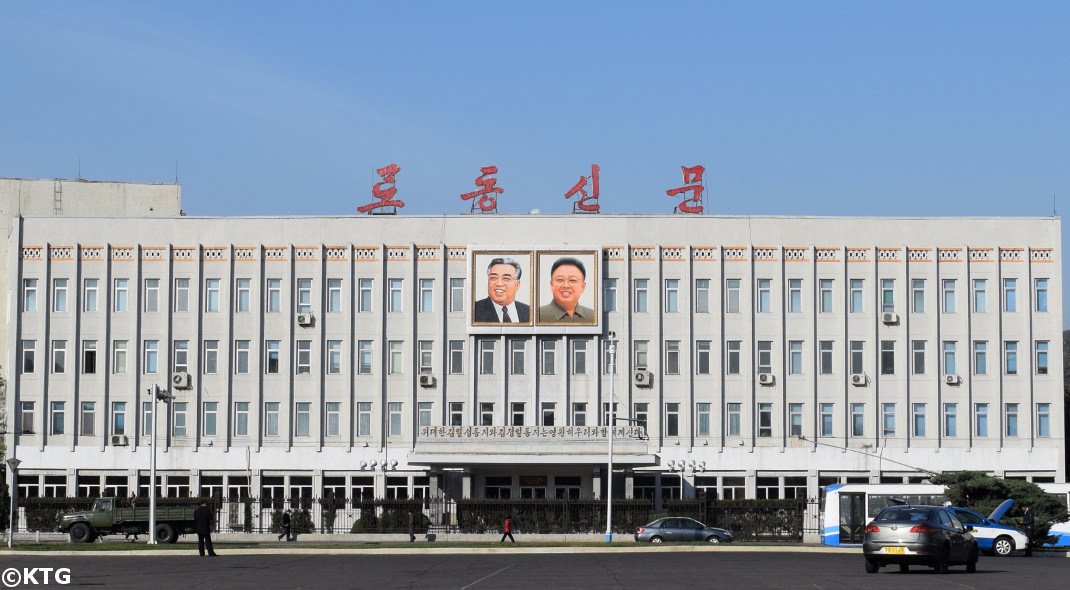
[2,550,1065,589]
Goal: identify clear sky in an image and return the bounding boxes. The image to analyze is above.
[3,2,1069,314]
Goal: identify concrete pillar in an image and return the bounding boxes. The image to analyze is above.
[461,470,472,499]
[625,470,634,499]
[592,468,602,500]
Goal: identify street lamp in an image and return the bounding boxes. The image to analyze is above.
[6,458,21,548]
[604,331,617,543]
[148,384,175,545]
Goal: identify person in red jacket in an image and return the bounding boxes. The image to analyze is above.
[500,515,515,543]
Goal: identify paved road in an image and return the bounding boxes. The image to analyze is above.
[2,551,1065,589]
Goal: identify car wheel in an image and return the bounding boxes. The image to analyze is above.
[934,547,950,574]
[69,523,93,544]
[898,564,909,572]
[154,523,176,544]
[993,535,1015,557]
[650,536,663,544]
[966,547,978,573]
[706,536,721,543]
[865,559,880,574]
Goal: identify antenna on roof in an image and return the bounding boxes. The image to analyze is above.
[1053,193,1057,217]
[175,161,179,184]
[77,158,82,180]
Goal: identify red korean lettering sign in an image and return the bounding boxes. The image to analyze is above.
[665,164,705,214]
[564,164,601,212]
[460,165,504,212]
[358,163,405,213]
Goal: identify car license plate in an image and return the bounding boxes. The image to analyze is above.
[883,547,905,554]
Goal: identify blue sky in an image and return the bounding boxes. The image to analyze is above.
[2,2,1069,315]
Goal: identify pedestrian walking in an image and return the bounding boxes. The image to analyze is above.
[1022,505,1035,557]
[193,500,217,556]
[125,492,140,542]
[278,509,293,542]
[408,510,417,542]
[500,515,515,543]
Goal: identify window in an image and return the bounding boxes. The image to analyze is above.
[850,279,863,313]
[1004,341,1018,375]
[665,340,680,375]
[20,340,35,374]
[820,403,834,437]
[819,341,833,375]
[203,402,218,437]
[1003,278,1017,312]
[142,402,152,437]
[357,402,372,436]
[756,341,772,374]
[80,401,96,436]
[972,279,987,313]
[18,402,34,435]
[756,279,771,313]
[819,279,833,313]
[944,403,957,437]
[633,279,648,312]
[850,341,864,375]
[943,341,957,375]
[1035,341,1049,375]
[789,403,803,436]
[880,279,894,313]
[757,403,772,438]
[727,403,741,437]
[634,403,649,430]
[357,340,373,374]
[113,340,127,374]
[413,340,431,375]
[51,401,65,435]
[726,341,741,374]
[114,278,129,312]
[448,340,464,374]
[388,278,403,312]
[23,279,37,312]
[327,340,342,374]
[205,278,221,312]
[264,402,280,437]
[725,279,741,313]
[664,279,679,313]
[265,340,281,374]
[53,278,68,312]
[174,278,190,312]
[851,403,864,437]
[942,279,956,313]
[509,339,525,375]
[236,278,251,312]
[880,341,894,375]
[975,403,989,437]
[479,340,495,375]
[296,278,312,314]
[882,403,895,437]
[265,278,281,312]
[449,402,463,427]
[911,279,925,313]
[540,340,556,375]
[572,339,587,375]
[603,278,618,312]
[696,340,712,374]
[82,340,96,374]
[697,403,711,437]
[1037,403,1051,437]
[665,403,680,437]
[112,402,126,436]
[788,341,803,375]
[143,340,158,374]
[204,340,219,374]
[973,341,987,375]
[419,278,434,312]
[83,278,98,312]
[233,340,250,374]
[450,278,465,312]
[541,402,556,426]
[327,402,342,436]
[1035,278,1048,312]
[388,340,403,375]
[234,402,249,437]
[295,402,311,437]
[912,403,927,437]
[695,279,710,313]
[912,340,926,374]
[1005,403,1019,437]
[633,340,649,369]
[51,340,66,373]
[513,402,527,426]
[358,278,373,312]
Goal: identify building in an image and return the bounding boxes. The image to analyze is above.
[4,213,1064,508]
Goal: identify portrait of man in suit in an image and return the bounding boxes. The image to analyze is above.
[537,256,596,324]
[473,256,531,323]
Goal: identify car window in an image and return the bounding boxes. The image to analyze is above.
[875,507,932,523]
[682,519,702,530]
[953,510,983,525]
[936,510,953,527]
[947,513,965,530]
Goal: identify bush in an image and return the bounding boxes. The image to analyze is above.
[933,471,1070,546]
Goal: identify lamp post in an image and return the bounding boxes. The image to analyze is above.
[148,384,174,544]
[6,458,21,548]
[604,331,617,543]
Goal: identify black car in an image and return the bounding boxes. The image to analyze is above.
[862,505,979,574]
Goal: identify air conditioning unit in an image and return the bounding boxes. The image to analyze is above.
[757,373,775,386]
[633,370,653,388]
[881,312,899,325]
[296,313,314,327]
[419,374,437,388]
[111,435,129,446]
[945,374,961,385]
[171,371,191,390]
[850,373,867,386]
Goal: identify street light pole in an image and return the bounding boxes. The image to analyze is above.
[149,384,174,545]
[604,332,617,543]
[6,457,21,548]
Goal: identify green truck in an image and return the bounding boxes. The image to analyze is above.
[60,497,201,543]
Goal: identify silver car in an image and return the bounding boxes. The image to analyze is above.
[634,517,733,543]
[862,505,979,574]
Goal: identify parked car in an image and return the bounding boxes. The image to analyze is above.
[948,499,1027,557]
[863,505,979,574]
[634,517,733,543]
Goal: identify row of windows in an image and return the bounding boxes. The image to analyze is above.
[21,276,1053,316]
[18,337,1053,378]
[19,400,1052,441]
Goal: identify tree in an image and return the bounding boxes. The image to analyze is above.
[932,471,1068,546]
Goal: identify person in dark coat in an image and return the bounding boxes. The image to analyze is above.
[1022,505,1035,556]
[500,515,515,543]
[193,500,217,556]
[279,509,293,542]
[408,510,417,542]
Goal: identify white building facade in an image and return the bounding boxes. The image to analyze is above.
[5,214,1064,504]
